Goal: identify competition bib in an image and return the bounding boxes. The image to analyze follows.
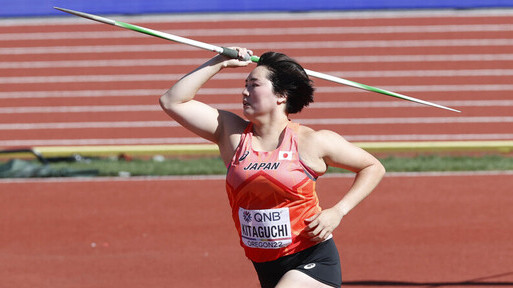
[238,207,292,249]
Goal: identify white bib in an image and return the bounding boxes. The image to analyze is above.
[239,207,292,249]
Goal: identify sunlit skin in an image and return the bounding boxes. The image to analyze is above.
[159,47,385,288]
[242,66,287,120]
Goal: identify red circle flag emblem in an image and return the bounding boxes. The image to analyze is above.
[279,151,293,160]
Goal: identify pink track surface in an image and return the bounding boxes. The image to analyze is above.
[1,173,513,287]
[1,11,513,147]
[1,9,513,288]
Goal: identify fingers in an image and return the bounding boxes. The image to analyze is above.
[306,224,332,242]
[303,210,342,241]
[227,46,253,61]
[304,213,320,233]
[304,214,328,241]
[218,47,253,68]
[305,213,319,224]
[233,47,253,62]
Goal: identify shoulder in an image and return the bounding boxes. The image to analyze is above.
[295,125,345,174]
[297,124,364,162]
[218,110,248,133]
[297,124,381,172]
[296,125,347,150]
[216,110,249,163]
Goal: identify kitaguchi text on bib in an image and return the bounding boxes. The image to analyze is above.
[238,207,292,249]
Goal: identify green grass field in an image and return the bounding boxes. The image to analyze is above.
[42,154,513,177]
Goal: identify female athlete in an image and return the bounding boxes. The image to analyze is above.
[159,48,385,288]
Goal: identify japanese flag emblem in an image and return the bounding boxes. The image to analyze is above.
[279,151,293,160]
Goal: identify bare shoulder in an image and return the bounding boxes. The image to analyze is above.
[217,110,249,163]
[297,125,379,173]
[297,126,348,155]
[218,110,248,146]
[296,124,316,148]
[295,126,335,174]
[218,110,247,134]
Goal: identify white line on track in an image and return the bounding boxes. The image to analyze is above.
[2,100,512,114]
[0,121,179,130]
[1,170,513,184]
[347,134,513,141]
[1,117,512,130]
[1,133,513,147]
[3,39,513,55]
[2,69,513,84]
[297,54,513,63]
[3,54,513,69]
[1,84,513,100]
[0,137,209,146]
[298,116,513,125]
[2,24,512,41]
[0,89,163,99]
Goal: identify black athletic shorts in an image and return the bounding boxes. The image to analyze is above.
[252,238,342,288]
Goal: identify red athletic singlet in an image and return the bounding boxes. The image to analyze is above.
[226,121,322,263]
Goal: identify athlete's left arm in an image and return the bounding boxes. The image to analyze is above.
[305,129,386,242]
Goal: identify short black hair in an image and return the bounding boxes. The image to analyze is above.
[257,52,314,114]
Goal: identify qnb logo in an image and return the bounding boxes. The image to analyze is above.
[242,211,252,223]
[254,211,282,222]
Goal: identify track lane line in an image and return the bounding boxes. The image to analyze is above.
[3,39,513,55]
[2,134,513,147]
[2,100,513,114]
[3,69,513,83]
[1,170,513,184]
[2,24,512,41]
[3,54,513,68]
[2,117,513,130]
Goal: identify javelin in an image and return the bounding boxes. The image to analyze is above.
[54,7,460,113]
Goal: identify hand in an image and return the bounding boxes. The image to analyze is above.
[219,47,253,68]
[304,208,344,242]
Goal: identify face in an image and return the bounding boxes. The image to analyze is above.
[242,66,285,118]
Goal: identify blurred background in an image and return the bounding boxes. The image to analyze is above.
[2,0,513,17]
[2,2,513,287]
[1,0,513,165]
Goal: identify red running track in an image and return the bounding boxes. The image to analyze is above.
[1,10,513,148]
[1,172,512,287]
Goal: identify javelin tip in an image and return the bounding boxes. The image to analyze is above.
[54,7,116,25]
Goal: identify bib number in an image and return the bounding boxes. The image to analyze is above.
[238,207,292,249]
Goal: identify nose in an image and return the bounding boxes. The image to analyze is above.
[242,87,249,97]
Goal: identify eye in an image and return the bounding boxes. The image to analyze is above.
[245,82,258,89]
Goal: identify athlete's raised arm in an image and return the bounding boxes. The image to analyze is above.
[159,48,252,144]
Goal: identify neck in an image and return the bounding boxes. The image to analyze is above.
[252,113,289,135]
[250,115,289,151]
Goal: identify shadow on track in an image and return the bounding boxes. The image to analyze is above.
[343,271,513,287]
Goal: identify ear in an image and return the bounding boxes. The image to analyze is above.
[277,94,287,105]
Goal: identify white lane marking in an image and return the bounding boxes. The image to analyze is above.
[3,54,513,69]
[2,24,513,41]
[3,69,513,84]
[3,39,513,55]
[2,100,513,114]
[1,170,513,184]
[2,134,513,147]
[1,117,512,130]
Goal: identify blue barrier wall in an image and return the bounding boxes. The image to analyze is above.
[2,0,513,17]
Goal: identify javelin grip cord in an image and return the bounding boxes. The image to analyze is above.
[220,47,250,61]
